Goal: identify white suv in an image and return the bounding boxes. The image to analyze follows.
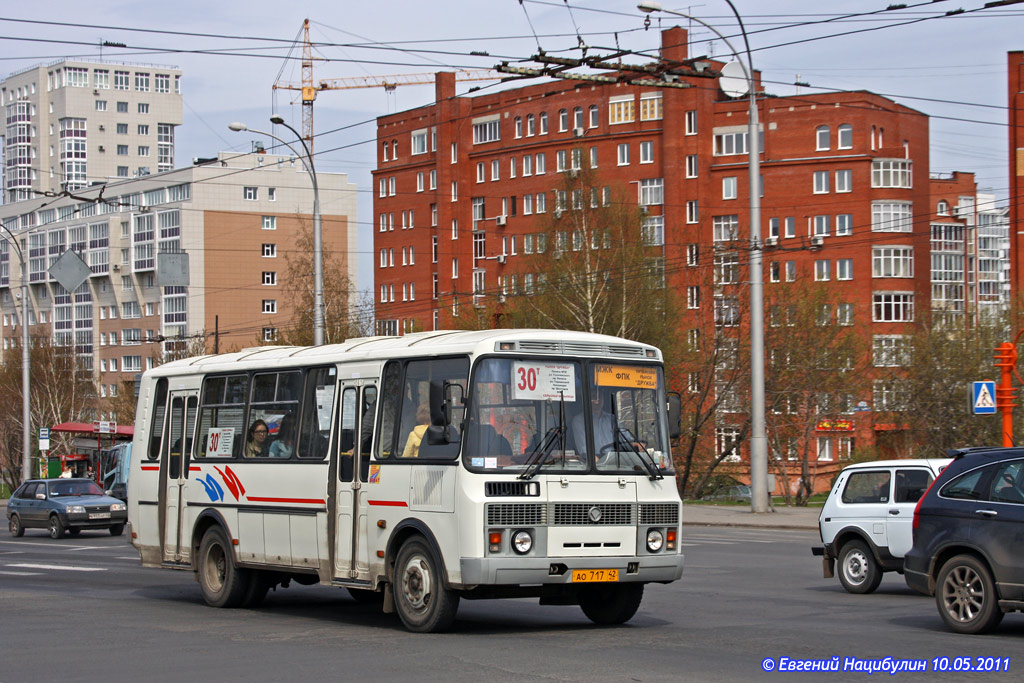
[812,458,950,593]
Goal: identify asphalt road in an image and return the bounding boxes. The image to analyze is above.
[0,526,1019,682]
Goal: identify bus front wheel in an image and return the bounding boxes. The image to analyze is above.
[197,526,249,608]
[393,537,459,632]
[578,583,644,625]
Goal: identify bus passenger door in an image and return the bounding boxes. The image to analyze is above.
[331,382,375,582]
[161,391,198,564]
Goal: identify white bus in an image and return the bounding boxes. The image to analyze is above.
[128,329,684,632]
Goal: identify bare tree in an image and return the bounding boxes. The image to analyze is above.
[0,339,96,490]
[272,218,370,346]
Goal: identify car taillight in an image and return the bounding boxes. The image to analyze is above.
[913,475,941,532]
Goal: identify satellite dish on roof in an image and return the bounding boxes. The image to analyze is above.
[719,60,750,98]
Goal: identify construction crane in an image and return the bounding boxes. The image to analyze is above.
[272,19,500,154]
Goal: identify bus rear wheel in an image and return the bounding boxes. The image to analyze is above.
[393,538,459,633]
[579,583,644,625]
[197,526,249,608]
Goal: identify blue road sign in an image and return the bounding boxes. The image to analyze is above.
[972,381,997,415]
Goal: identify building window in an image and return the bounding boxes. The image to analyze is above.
[639,93,663,121]
[686,201,699,224]
[874,380,909,411]
[116,145,129,156]
[813,215,829,236]
[262,299,277,314]
[558,109,569,132]
[411,129,428,155]
[687,286,700,309]
[873,292,914,322]
[243,186,258,201]
[138,103,149,114]
[138,146,149,156]
[713,215,739,242]
[937,200,949,215]
[815,260,830,281]
[838,303,853,326]
[617,143,630,166]
[813,171,829,194]
[262,244,277,258]
[816,125,830,150]
[835,169,852,193]
[871,159,912,188]
[609,96,635,125]
[472,118,500,144]
[785,261,796,282]
[872,202,913,232]
[640,141,654,164]
[95,100,107,112]
[872,246,913,278]
[685,110,697,135]
[873,335,911,367]
[262,272,277,286]
[686,155,698,178]
[638,178,664,206]
[836,214,853,236]
[262,215,276,230]
[589,105,599,128]
[837,259,853,281]
[722,177,737,200]
[714,130,760,156]
[837,124,853,149]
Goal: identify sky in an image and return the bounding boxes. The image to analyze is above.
[2,0,1021,294]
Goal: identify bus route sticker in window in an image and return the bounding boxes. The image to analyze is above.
[511,362,577,402]
[316,385,335,430]
[594,364,658,390]
[206,427,235,457]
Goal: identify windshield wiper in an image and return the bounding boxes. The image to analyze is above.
[615,427,663,480]
[518,425,563,480]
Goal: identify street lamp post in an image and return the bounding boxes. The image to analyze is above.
[638,1,769,513]
[0,223,33,481]
[229,118,324,346]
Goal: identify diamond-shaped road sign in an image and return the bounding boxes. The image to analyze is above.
[48,249,91,292]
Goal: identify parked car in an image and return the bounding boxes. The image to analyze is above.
[904,447,1024,634]
[7,478,128,539]
[812,458,950,593]
[701,484,752,503]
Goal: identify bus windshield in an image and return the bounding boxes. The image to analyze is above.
[464,357,672,475]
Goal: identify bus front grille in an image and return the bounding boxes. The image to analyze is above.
[639,503,679,525]
[552,503,633,526]
[487,503,546,526]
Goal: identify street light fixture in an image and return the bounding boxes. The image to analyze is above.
[638,1,769,513]
[228,117,325,346]
[0,222,33,481]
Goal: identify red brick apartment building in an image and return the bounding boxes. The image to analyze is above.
[372,27,1001,491]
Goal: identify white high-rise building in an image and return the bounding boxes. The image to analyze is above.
[2,60,183,203]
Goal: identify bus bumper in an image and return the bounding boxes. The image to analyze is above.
[459,553,684,586]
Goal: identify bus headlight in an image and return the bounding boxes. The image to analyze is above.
[646,528,664,553]
[511,529,533,555]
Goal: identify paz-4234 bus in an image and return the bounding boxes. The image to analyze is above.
[127,329,685,632]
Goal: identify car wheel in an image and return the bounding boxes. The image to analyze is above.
[579,583,645,625]
[393,537,459,632]
[67,528,81,537]
[837,540,882,594]
[109,524,125,537]
[9,514,24,538]
[197,526,249,608]
[936,554,1004,634]
[48,515,66,539]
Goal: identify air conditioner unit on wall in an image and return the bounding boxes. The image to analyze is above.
[764,236,778,247]
[573,127,585,138]
[495,215,507,226]
[497,254,507,264]
[811,235,824,248]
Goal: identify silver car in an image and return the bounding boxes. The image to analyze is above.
[7,478,128,539]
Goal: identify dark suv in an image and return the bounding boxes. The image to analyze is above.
[904,447,1024,634]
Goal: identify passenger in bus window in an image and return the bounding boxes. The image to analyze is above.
[572,391,638,455]
[246,419,270,458]
[401,403,431,458]
[269,415,296,458]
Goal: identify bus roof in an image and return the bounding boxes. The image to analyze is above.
[144,329,662,376]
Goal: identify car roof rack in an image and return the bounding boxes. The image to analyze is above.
[945,446,1005,459]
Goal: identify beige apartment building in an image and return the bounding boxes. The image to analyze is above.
[0,152,357,416]
[2,59,183,202]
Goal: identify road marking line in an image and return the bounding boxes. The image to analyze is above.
[0,570,42,576]
[7,563,107,572]
[115,556,140,560]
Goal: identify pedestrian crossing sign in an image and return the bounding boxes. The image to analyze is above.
[972,381,997,415]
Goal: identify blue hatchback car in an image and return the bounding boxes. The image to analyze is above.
[904,447,1024,634]
[7,478,128,539]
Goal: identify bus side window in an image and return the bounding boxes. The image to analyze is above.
[197,374,249,459]
[297,366,336,460]
[359,385,377,482]
[148,378,168,461]
[339,386,357,482]
[376,362,402,460]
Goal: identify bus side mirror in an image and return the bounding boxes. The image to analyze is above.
[667,392,682,439]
